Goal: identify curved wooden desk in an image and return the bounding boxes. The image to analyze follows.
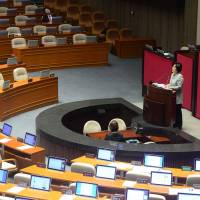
[13,43,110,70]
[0,76,58,121]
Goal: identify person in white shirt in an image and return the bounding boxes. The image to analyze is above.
[42,8,52,24]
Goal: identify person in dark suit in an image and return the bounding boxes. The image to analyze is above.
[42,8,52,23]
[105,120,125,142]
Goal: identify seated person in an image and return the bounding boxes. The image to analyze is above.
[105,120,125,142]
[42,8,52,23]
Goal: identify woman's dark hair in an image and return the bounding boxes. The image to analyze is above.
[109,120,119,132]
[174,62,182,73]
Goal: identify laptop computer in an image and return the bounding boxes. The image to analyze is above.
[144,154,164,168]
[178,193,200,200]
[97,148,115,161]
[70,26,82,33]
[2,80,10,90]
[47,156,66,171]
[40,69,50,78]
[194,158,200,171]
[7,57,18,65]
[96,165,116,180]
[125,188,149,200]
[75,182,98,199]
[27,40,38,48]
[2,123,12,136]
[150,171,172,186]
[24,132,37,146]
[0,169,8,184]
[30,175,51,191]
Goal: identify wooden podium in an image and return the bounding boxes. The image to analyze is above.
[143,84,176,126]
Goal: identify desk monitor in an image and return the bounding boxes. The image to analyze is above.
[194,158,200,171]
[75,182,98,199]
[178,193,200,200]
[30,175,51,191]
[27,40,38,48]
[47,156,66,171]
[125,188,149,200]
[96,165,116,180]
[144,154,164,168]
[150,171,172,186]
[97,148,115,161]
[0,169,8,184]
[24,132,37,146]
[2,80,10,90]
[7,57,17,65]
[2,123,12,136]
[40,69,50,78]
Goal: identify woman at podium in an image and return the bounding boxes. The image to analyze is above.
[166,62,184,130]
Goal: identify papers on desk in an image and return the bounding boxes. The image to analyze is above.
[16,144,33,150]
[108,162,133,170]
[59,194,74,200]
[168,187,200,195]
[152,83,166,89]
[0,138,12,143]
[122,180,136,188]
[6,186,25,194]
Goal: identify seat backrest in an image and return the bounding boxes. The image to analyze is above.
[33,25,47,35]
[13,67,28,81]
[67,5,79,19]
[71,162,96,175]
[0,73,4,88]
[25,4,38,14]
[108,118,126,131]
[0,196,15,200]
[7,26,21,35]
[13,0,23,7]
[11,37,26,48]
[41,35,57,46]
[58,24,72,33]
[106,19,118,29]
[106,28,120,43]
[186,174,200,187]
[149,194,166,200]
[14,173,31,187]
[83,120,101,135]
[15,15,28,26]
[92,21,105,34]
[79,5,92,13]
[125,170,151,183]
[79,12,92,26]
[180,46,189,51]
[0,7,8,16]
[73,33,86,44]
[120,28,133,40]
[92,11,105,21]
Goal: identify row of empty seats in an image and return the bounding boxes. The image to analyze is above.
[0,0,31,7]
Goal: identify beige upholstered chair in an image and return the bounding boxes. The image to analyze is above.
[13,67,28,81]
[108,118,126,131]
[1,158,18,173]
[58,24,72,33]
[0,73,4,88]
[186,174,200,187]
[83,120,101,135]
[0,196,15,200]
[11,38,26,49]
[106,28,120,44]
[71,162,96,176]
[73,33,86,44]
[14,173,31,187]
[119,28,133,40]
[144,141,155,144]
[15,15,28,26]
[180,46,189,51]
[125,170,151,183]
[25,4,38,14]
[0,7,8,16]
[41,35,57,47]
[6,26,21,36]
[149,194,166,200]
[33,25,47,35]
[13,0,23,7]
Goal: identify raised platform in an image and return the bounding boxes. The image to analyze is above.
[36,98,200,167]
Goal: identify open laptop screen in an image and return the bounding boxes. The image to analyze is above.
[97,148,115,161]
[24,132,37,146]
[2,123,12,136]
[126,188,149,200]
[194,158,200,171]
[96,165,116,180]
[144,154,164,168]
[151,171,172,186]
[75,182,98,198]
[178,193,200,200]
[0,169,8,183]
[47,156,66,171]
[30,175,51,191]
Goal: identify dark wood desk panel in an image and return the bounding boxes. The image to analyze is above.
[115,38,155,58]
[13,43,110,70]
[0,77,58,121]
[0,63,27,81]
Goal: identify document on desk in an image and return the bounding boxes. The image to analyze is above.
[16,144,33,150]
[122,180,136,188]
[0,138,12,143]
[59,194,74,200]
[6,186,25,194]
[168,188,200,195]
[108,162,133,170]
